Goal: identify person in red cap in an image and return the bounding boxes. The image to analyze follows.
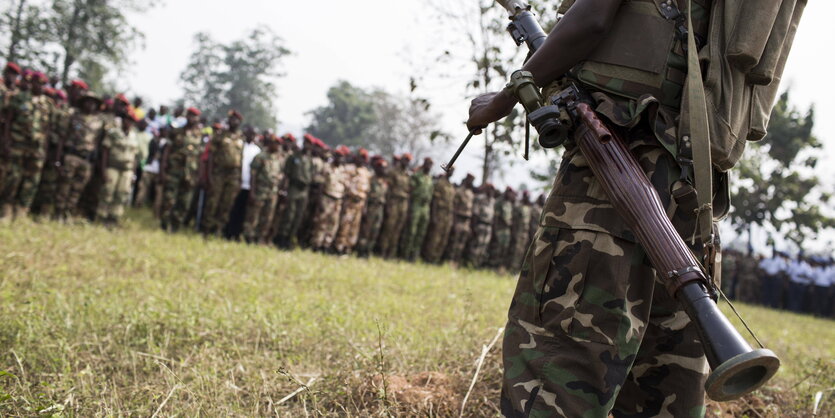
[96,106,142,225]
[243,133,284,244]
[273,136,315,249]
[445,173,477,264]
[507,188,533,271]
[297,135,329,247]
[1,63,22,188]
[309,143,348,252]
[333,147,373,254]
[399,157,434,261]
[158,105,203,232]
[465,182,496,267]
[422,164,456,264]
[485,186,516,270]
[377,152,412,258]
[201,109,245,236]
[355,155,390,257]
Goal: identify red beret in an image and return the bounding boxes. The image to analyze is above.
[4,62,21,74]
[227,109,243,120]
[392,154,401,161]
[335,145,351,156]
[70,79,89,90]
[43,87,56,96]
[186,107,201,116]
[401,153,414,162]
[114,93,130,105]
[357,148,369,159]
[283,133,297,143]
[55,90,67,101]
[317,139,331,151]
[212,122,223,130]
[303,133,316,143]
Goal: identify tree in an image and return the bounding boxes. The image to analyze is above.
[731,91,835,250]
[1,0,53,71]
[180,27,290,130]
[306,80,377,147]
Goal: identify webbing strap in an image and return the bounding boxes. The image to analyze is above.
[685,0,714,246]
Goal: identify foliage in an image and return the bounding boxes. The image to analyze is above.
[180,27,290,130]
[306,80,377,147]
[731,91,835,250]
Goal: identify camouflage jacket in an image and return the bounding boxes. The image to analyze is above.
[103,123,140,171]
[472,193,495,225]
[493,197,514,230]
[430,177,455,214]
[409,171,433,207]
[166,125,204,171]
[210,129,244,170]
[453,186,474,218]
[7,91,51,153]
[387,168,411,200]
[367,174,388,205]
[322,164,346,200]
[67,112,105,157]
[250,150,285,194]
[285,152,314,189]
[344,165,372,201]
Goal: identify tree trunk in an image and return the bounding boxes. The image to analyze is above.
[60,1,85,86]
[6,0,27,62]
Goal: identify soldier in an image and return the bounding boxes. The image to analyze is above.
[96,108,141,225]
[31,88,68,215]
[356,156,389,257]
[334,148,372,255]
[202,110,245,236]
[444,173,475,264]
[274,139,314,249]
[377,154,412,258]
[159,107,203,232]
[465,183,495,268]
[399,157,434,261]
[243,134,285,244]
[0,62,21,187]
[53,91,105,221]
[310,146,348,252]
[421,166,455,263]
[507,190,532,271]
[0,71,52,221]
[486,187,515,270]
[299,135,328,247]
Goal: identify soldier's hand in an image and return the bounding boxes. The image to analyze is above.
[466,90,518,134]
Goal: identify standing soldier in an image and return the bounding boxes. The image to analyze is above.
[96,109,141,225]
[274,140,314,249]
[299,135,328,246]
[159,107,203,232]
[334,148,372,255]
[243,134,285,244]
[422,166,456,263]
[0,62,21,189]
[465,183,495,268]
[356,156,389,257]
[507,190,533,271]
[310,146,348,252]
[487,187,515,270]
[399,157,434,261]
[31,89,68,215]
[444,173,475,264]
[202,110,245,236]
[378,154,412,258]
[0,71,52,221]
[53,92,105,221]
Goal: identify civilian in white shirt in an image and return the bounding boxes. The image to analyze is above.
[810,257,832,317]
[787,255,814,313]
[224,126,262,240]
[759,251,788,309]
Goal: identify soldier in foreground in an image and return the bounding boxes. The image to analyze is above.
[159,107,202,232]
[96,109,141,225]
[243,134,284,244]
[202,110,245,236]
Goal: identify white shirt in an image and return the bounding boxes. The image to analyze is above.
[759,257,786,276]
[240,142,262,190]
[788,260,814,284]
[812,266,831,287]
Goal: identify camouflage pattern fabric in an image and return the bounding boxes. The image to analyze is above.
[487,196,514,269]
[310,164,346,250]
[399,170,434,261]
[356,174,388,256]
[334,165,371,253]
[203,129,244,234]
[298,155,327,246]
[529,201,542,244]
[501,126,710,417]
[0,92,50,215]
[32,105,69,214]
[160,126,203,229]
[508,202,533,272]
[53,154,93,219]
[445,185,474,263]
[275,152,313,246]
[244,150,285,243]
[422,176,455,263]
[96,124,139,221]
[378,168,410,258]
[465,192,495,267]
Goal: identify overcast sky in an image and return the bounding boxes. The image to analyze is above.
[123,0,835,252]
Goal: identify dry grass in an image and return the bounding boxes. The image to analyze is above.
[0,210,832,417]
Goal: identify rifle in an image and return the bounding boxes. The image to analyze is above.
[450,0,780,402]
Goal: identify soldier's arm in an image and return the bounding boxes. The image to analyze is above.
[159,144,170,184]
[467,0,623,131]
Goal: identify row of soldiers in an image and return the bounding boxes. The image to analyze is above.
[0,61,547,271]
[723,249,835,318]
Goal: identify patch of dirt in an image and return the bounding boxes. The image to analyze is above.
[369,372,461,415]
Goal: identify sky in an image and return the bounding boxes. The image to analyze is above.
[123,0,835,252]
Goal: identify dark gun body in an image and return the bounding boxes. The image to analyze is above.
[495,0,779,402]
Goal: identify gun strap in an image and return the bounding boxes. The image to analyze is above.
[684,0,714,249]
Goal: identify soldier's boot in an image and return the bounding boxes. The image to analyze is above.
[0,204,13,222]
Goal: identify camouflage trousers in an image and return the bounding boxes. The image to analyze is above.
[276,187,309,246]
[466,221,492,267]
[310,194,342,249]
[421,208,453,263]
[96,167,134,222]
[203,168,241,234]
[334,196,366,253]
[445,215,472,263]
[54,154,93,219]
[400,204,430,261]
[356,200,385,256]
[488,226,512,268]
[244,192,278,243]
[160,167,198,229]
[0,150,44,213]
[378,197,409,258]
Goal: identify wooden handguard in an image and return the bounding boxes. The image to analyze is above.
[574,103,708,297]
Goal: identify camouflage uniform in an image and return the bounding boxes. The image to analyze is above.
[0,82,16,190]
[160,125,203,229]
[32,104,69,214]
[399,170,434,261]
[465,191,495,268]
[243,150,284,243]
[356,172,388,256]
[445,184,474,263]
[378,167,410,258]
[487,195,514,269]
[275,151,313,247]
[334,164,372,254]
[421,176,455,263]
[299,154,327,245]
[97,122,139,222]
[0,91,51,217]
[508,200,533,271]
[54,111,105,220]
[529,198,543,244]
[203,129,244,234]
[310,164,345,250]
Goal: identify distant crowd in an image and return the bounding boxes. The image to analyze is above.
[0,62,544,271]
[723,249,835,318]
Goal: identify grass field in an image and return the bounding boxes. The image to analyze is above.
[1,210,833,417]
